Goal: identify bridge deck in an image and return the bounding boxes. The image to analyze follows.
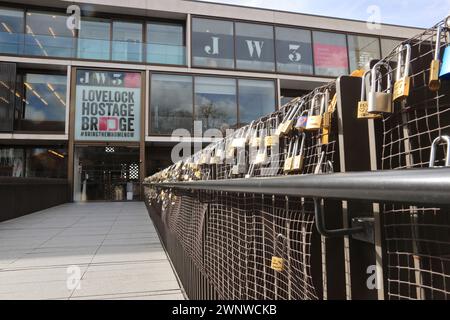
[0,202,184,300]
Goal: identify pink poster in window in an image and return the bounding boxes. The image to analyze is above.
[313,43,349,69]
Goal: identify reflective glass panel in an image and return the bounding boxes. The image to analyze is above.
[147,22,185,65]
[112,21,143,62]
[313,31,349,77]
[238,79,275,126]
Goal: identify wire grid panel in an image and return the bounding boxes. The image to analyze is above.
[378,19,450,300]
[164,194,207,270]
[383,204,450,300]
[204,193,319,300]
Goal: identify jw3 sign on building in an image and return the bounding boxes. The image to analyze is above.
[74,69,141,142]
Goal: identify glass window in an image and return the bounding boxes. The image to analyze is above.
[381,38,402,58]
[147,22,185,65]
[15,73,67,132]
[348,35,381,71]
[78,18,111,60]
[0,146,67,178]
[25,147,67,178]
[275,27,313,74]
[194,77,237,132]
[150,74,193,134]
[235,22,275,72]
[192,18,234,69]
[313,31,349,77]
[0,7,24,55]
[24,11,75,58]
[0,62,16,132]
[238,79,275,126]
[112,21,143,62]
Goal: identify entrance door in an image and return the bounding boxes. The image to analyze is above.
[74,146,140,202]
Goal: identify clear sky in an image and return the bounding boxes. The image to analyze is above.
[199,0,450,28]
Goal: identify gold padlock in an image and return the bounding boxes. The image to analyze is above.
[270,234,286,272]
[358,71,382,119]
[292,133,306,172]
[283,137,299,173]
[429,25,443,91]
[393,44,411,102]
[305,92,325,131]
[264,135,279,147]
[276,101,302,136]
[270,256,284,272]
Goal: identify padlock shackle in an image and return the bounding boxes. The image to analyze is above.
[396,44,411,81]
[361,70,371,101]
[429,135,450,167]
[434,24,443,61]
[370,60,393,94]
[274,233,287,252]
[309,91,325,116]
[298,132,306,157]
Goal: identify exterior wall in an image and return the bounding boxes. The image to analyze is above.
[0,0,425,200]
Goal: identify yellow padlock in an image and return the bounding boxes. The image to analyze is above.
[270,256,284,272]
[429,25,443,91]
[306,92,325,131]
[270,234,287,272]
[291,133,306,172]
[393,44,411,102]
[283,137,298,173]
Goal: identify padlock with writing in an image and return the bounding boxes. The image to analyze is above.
[368,61,393,114]
[393,44,411,102]
[292,132,306,173]
[305,92,325,131]
[294,109,309,132]
[429,24,443,91]
[358,70,382,119]
[270,234,287,272]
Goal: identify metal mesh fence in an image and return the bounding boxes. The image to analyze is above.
[146,189,320,300]
[376,18,450,300]
[144,17,450,300]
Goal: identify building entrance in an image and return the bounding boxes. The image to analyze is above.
[73,146,140,202]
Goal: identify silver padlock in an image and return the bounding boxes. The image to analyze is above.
[429,135,450,167]
[368,61,393,114]
[231,148,247,175]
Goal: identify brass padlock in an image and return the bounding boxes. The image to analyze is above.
[368,61,393,114]
[292,133,306,172]
[429,25,443,91]
[270,234,287,272]
[321,90,333,129]
[393,44,411,102]
[283,136,299,173]
[264,117,280,147]
[276,101,303,136]
[306,92,325,131]
[358,70,382,119]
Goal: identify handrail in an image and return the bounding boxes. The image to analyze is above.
[144,168,450,205]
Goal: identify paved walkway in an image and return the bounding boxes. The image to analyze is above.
[0,202,184,300]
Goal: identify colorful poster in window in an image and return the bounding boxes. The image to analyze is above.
[313,43,349,69]
[74,69,141,141]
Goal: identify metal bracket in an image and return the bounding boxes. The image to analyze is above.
[351,217,375,244]
[313,197,364,238]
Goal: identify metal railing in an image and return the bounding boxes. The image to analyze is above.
[144,16,450,300]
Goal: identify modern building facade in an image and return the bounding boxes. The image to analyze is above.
[0,0,422,202]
